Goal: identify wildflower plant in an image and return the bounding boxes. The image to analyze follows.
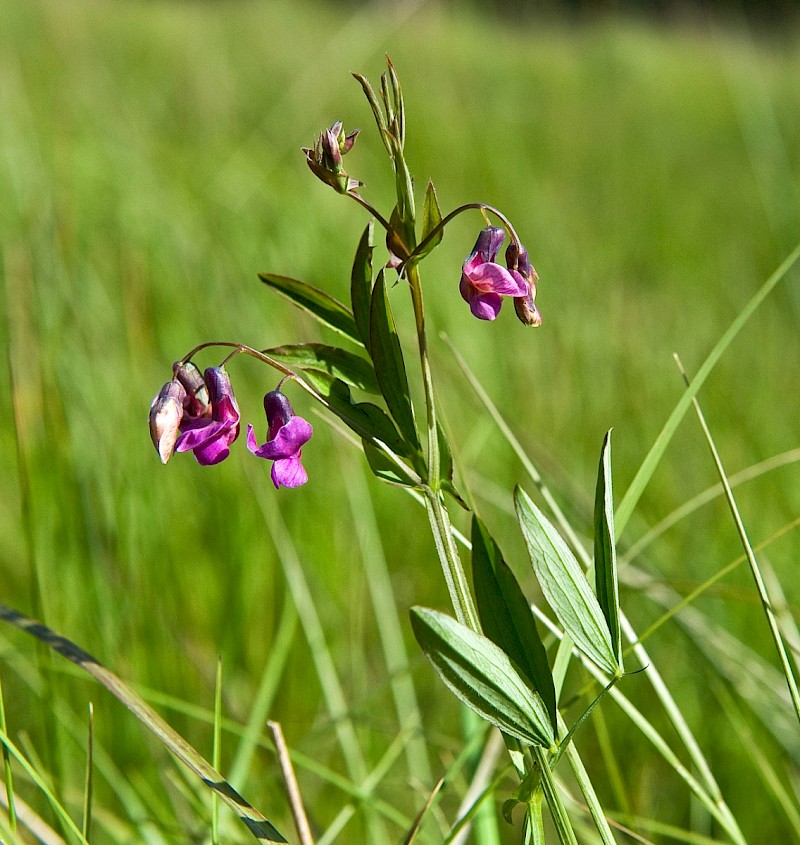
[148,57,628,842]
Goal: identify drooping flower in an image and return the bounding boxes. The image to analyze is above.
[459,227,528,321]
[505,242,542,327]
[175,367,240,466]
[247,389,313,489]
[149,379,187,464]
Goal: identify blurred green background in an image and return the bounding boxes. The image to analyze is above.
[1,0,799,842]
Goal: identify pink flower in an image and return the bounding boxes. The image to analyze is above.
[459,227,528,321]
[505,242,542,327]
[175,367,240,466]
[247,389,313,489]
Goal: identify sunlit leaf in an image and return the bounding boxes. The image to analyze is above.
[258,273,360,344]
[594,431,623,668]
[417,180,443,259]
[411,607,555,749]
[514,487,619,677]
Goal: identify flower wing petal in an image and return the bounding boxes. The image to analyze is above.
[271,455,308,489]
[467,262,529,296]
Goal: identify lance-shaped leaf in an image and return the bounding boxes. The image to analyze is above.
[594,430,623,669]
[416,180,443,260]
[369,270,419,449]
[410,607,555,750]
[514,487,620,677]
[299,371,411,458]
[363,440,420,487]
[472,517,557,731]
[258,273,361,344]
[350,222,374,344]
[264,343,379,394]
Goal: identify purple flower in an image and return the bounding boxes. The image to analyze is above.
[505,242,542,327]
[459,227,528,320]
[175,367,240,466]
[247,389,313,489]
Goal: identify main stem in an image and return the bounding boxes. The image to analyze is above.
[407,262,480,631]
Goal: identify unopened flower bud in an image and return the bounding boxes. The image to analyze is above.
[149,380,187,464]
[505,242,542,327]
[173,360,210,419]
[302,122,362,195]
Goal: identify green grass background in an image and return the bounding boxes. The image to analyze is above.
[1,0,799,842]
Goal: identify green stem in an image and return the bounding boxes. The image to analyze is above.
[424,488,480,631]
[406,263,439,486]
[533,746,578,845]
[527,790,546,845]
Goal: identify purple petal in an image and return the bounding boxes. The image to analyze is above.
[468,291,503,321]
[175,419,229,452]
[271,455,308,489]
[250,416,313,461]
[193,436,233,466]
[467,262,529,296]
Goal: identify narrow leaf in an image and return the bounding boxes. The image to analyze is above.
[472,518,557,731]
[363,439,420,487]
[514,487,619,677]
[369,270,419,448]
[258,273,361,344]
[594,431,623,668]
[350,221,374,344]
[410,607,555,750]
[417,180,443,259]
[299,371,411,457]
[264,343,379,394]
[352,72,392,156]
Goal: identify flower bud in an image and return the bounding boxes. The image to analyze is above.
[302,122,362,195]
[505,242,542,327]
[173,360,210,419]
[149,380,187,464]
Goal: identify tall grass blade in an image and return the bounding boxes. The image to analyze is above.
[81,703,94,842]
[615,241,800,535]
[0,674,16,835]
[211,656,222,845]
[676,355,800,725]
[0,604,287,843]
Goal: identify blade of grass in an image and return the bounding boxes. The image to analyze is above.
[211,656,222,845]
[615,241,800,535]
[0,674,17,835]
[268,721,315,845]
[81,703,94,843]
[0,604,287,843]
[675,354,800,725]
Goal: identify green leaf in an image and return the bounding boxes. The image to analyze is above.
[410,607,555,750]
[471,518,557,732]
[350,222,374,345]
[594,431,623,669]
[417,180,443,259]
[264,343,378,394]
[514,487,620,677]
[363,440,419,487]
[368,270,419,449]
[299,371,410,457]
[258,273,361,344]
[386,204,412,265]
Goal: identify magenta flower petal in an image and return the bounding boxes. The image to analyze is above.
[466,262,529,296]
[468,291,503,321]
[249,416,313,460]
[271,455,308,489]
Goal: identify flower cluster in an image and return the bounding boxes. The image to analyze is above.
[460,227,541,325]
[149,365,312,489]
